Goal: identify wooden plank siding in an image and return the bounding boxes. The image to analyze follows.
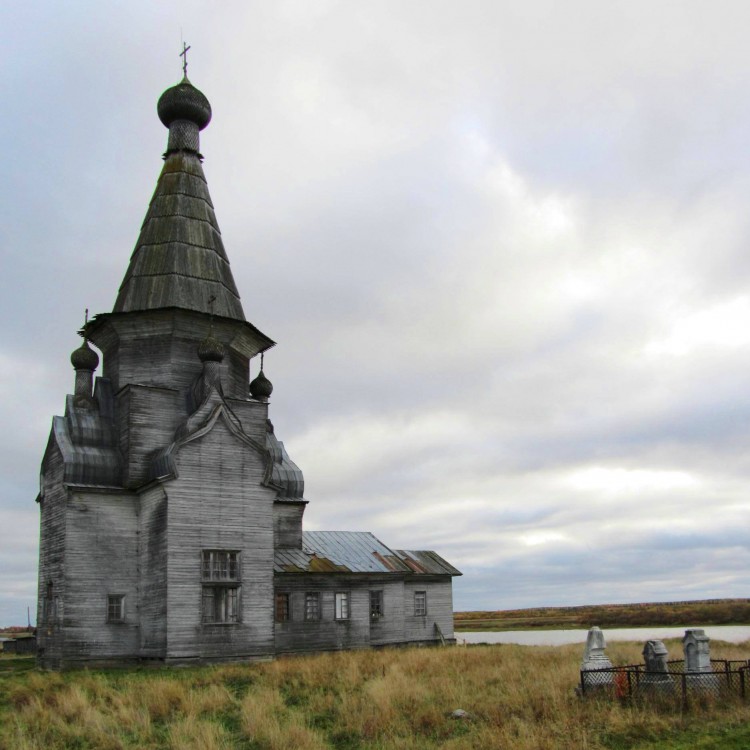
[62,490,140,665]
[273,502,305,549]
[274,575,455,653]
[90,310,267,401]
[403,579,455,643]
[37,444,67,669]
[273,575,371,654]
[368,579,407,647]
[119,385,180,488]
[139,485,168,657]
[166,418,277,662]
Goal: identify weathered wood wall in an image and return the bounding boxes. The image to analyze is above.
[139,485,168,657]
[119,385,180,488]
[37,443,67,669]
[403,578,455,642]
[91,311,258,400]
[367,579,407,647]
[274,575,456,653]
[61,490,140,665]
[273,575,371,654]
[167,417,277,662]
[273,502,305,548]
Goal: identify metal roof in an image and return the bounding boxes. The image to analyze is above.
[274,531,461,576]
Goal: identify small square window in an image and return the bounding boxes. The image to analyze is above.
[414,591,427,617]
[370,590,383,619]
[107,594,125,623]
[305,592,320,620]
[275,592,290,622]
[335,592,350,620]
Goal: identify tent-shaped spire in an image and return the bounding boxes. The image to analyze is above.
[113,76,245,321]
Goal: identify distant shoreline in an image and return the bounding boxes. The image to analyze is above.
[454,598,750,632]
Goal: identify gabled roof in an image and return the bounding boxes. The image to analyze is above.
[274,531,461,576]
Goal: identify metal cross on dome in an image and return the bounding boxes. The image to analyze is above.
[180,42,191,76]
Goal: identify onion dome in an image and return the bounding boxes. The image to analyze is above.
[250,369,273,402]
[197,334,225,362]
[70,339,99,371]
[157,76,212,130]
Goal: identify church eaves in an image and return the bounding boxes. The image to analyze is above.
[113,76,245,321]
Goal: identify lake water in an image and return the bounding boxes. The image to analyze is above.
[459,625,750,646]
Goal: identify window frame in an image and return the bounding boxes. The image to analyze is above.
[275,592,290,623]
[201,550,241,625]
[414,590,427,617]
[107,594,125,623]
[304,592,320,621]
[335,591,350,620]
[370,590,384,620]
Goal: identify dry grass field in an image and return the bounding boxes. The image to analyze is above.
[2,640,750,750]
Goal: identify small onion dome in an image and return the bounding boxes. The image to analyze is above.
[197,334,225,362]
[250,369,273,401]
[157,76,212,130]
[70,339,99,371]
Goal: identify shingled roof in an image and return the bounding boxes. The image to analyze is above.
[113,77,245,321]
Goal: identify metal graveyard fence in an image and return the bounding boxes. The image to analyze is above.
[580,660,750,708]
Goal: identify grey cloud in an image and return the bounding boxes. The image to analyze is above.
[3,0,750,625]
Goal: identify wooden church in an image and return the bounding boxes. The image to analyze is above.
[36,70,461,668]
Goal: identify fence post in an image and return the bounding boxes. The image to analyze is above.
[741,669,746,700]
[580,671,585,697]
[681,674,688,712]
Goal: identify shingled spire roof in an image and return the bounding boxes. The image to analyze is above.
[113,75,245,321]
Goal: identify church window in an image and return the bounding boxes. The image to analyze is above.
[201,550,240,624]
[107,594,125,623]
[304,592,320,620]
[414,591,427,616]
[275,592,290,622]
[370,590,383,619]
[335,592,350,620]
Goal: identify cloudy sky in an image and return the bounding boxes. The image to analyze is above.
[2,0,750,626]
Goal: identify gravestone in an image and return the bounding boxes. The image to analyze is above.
[683,629,711,673]
[581,626,613,671]
[578,626,614,694]
[641,639,673,689]
[683,628,718,691]
[643,639,669,672]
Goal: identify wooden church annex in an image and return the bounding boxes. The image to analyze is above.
[35,68,461,669]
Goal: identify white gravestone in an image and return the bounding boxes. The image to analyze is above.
[683,629,711,673]
[581,626,613,671]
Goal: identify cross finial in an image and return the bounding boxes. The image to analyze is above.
[180,42,191,77]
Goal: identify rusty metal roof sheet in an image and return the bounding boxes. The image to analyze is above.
[394,549,463,576]
[274,531,461,576]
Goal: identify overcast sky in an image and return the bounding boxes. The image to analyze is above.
[2,1,750,626]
